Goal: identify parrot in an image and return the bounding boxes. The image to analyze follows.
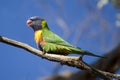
[26,16,104,58]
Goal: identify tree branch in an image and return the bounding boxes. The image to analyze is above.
[42,45,120,80]
[0,36,120,79]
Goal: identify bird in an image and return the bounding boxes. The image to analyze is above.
[26,16,104,58]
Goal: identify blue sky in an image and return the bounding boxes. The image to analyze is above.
[0,0,119,80]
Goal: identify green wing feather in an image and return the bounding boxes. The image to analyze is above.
[43,30,73,47]
[41,29,104,58]
[41,29,84,54]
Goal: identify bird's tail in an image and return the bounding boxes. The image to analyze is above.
[84,51,105,58]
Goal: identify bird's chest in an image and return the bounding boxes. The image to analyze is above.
[34,30,43,44]
[34,30,47,46]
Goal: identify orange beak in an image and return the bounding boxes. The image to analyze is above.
[26,19,32,27]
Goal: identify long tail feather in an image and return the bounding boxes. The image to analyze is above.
[84,51,105,58]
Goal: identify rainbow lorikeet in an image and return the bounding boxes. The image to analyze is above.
[26,16,104,58]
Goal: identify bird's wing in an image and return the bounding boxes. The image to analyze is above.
[42,30,74,47]
[42,30,104,58]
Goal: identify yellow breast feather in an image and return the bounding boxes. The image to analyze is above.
[34,30,42,44]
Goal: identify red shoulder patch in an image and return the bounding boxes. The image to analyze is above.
[40,40,47,45]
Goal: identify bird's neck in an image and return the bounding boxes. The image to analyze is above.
[41,20,49,30]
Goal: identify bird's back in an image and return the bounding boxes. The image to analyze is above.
[41,29,85,54]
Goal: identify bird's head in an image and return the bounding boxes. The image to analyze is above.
[26,16,48,31]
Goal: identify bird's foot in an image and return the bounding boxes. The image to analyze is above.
[41,51,46,59]
[42,51,46,55]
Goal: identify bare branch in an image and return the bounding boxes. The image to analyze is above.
[0,36,120,79]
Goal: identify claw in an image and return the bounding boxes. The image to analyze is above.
[41,51,46,59]
[42,51,46,55]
